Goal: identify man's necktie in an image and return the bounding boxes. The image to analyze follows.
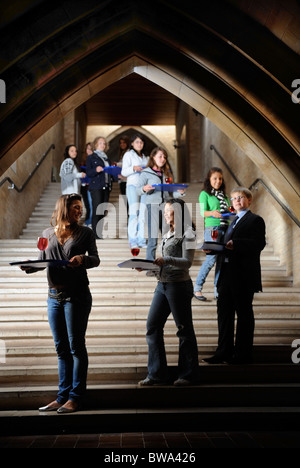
[224,215,239,243]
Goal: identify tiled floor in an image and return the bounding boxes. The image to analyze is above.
[1,431,300,448]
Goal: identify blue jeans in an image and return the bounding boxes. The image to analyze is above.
[146,280,199,382]
[47,288,92,404]
[194,226,226,296]
[126,184,147,247]
[146,203,165,260]
[85,190,93,226]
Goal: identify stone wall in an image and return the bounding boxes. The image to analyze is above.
[183,104,300,286]
[0,121,65,239]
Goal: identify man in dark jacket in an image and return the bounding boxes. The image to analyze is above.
[204,187,266,364]
[86,137,112,238]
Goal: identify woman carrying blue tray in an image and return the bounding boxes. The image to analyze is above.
[194,167,231,301]
[136,147,185,262]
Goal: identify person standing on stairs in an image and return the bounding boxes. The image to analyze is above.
[20,193,100,413]
[59,144,86,195]
[80,142,93,227]
[86,136,113,239]
[121,134,149,249]
[138,198,199,386]
[116,134,130,196]
[136,147,185,263]
[194,167,230,301]
[203,187,266,365]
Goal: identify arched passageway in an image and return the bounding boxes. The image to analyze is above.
[0,1,300,392]
[0,0,299,218]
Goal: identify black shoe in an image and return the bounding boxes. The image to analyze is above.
[173,378,192,386]
[202,355,228,364]
[193,293,207,301]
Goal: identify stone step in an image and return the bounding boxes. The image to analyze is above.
[1,377,300,436]
[1,182,298,390]
[0,322,298,342]
[0,269,292,284]
[1,305,299,322]
[1,405,299,436]
[0,361,299,394]
[0,285,298,294]
[0,293,299,307]
[0,338,298,361]
[0,279,293,289]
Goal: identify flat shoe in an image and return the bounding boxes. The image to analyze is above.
[39,400,62,412]
[173,378,192,386]
[138,377,167,386]
[193,293,207,301]
[57,400,78,414]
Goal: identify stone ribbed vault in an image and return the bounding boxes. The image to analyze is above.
[0,0,299,217]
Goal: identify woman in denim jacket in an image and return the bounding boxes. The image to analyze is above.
[138,198,199,386]
[121,134,149,248]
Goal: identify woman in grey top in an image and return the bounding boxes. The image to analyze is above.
[21,194,100,413]
[138,198,199,386]
[136,147,185,261]
[59,145,86,195]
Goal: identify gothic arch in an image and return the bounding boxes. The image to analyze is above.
[105,126,165,151]
[0,0,299,217]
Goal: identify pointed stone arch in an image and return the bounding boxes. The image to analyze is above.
[2,55,299,218]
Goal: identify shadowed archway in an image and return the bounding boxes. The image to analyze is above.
[0,0,299,217]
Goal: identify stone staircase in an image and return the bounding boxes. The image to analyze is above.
[0,182,300,429]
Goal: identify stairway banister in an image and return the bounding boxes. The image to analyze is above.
[0,143,55,192]
[210,144,300,228]
[209,144,242,186]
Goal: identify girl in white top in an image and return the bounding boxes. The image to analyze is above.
[121,134,149,248]
[59,145,86,195]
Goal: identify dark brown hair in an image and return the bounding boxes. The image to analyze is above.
[147,147,172,177]
[51,194,82,243]
[203,167,226,194]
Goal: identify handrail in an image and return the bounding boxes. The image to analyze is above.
[249,178,300,228]
[210,144,300,228]
[209,144,242,186]
[0,144,55,192]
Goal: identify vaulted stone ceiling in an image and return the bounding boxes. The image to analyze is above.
[85,74,179,126]
[0,0,299,216]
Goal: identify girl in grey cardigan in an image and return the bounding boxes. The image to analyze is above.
[59,145,86,195]
[136,147,185,260]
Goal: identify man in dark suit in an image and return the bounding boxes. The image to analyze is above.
[204,187,266,364]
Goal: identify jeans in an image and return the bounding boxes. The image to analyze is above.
[85,189,93,225]
[194,226,226,296]
[90,187,110,238]
[81,186,93,226]
[47,288,92,404]
[126,184,146,247]
[146,280,199,381]
[146,203,165,260]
